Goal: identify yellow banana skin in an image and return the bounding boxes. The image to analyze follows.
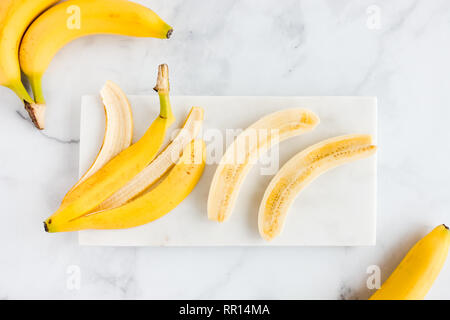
[19,0,173,129]
[47,140,206,232]
[0,0,59,128]
[44,64,174,231]
[370,224,450,300]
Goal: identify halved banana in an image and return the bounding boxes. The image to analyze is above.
[96,106,204,210]
[62,81,133,204]
[258,134,377,241]
[208,108,319,223]
[46,140,206,232]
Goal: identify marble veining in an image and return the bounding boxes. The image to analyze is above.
[0,0,449,299]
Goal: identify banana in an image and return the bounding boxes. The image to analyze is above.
[97,106,204,211]
[370,224,450,300]
[44,64,174,231]
[46,139,206,232]
[259,134,377,241]
[62,80,134,203]
[208,109,319,223]
[0,0,59,129]
[19,0,173,129]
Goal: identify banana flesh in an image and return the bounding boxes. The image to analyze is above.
[19,0,173,129]
[47,140,206,232]
[62,81,134,205]
[0,0,60,129]
[259,134,377,241]
[370,224,450,300]
[97,106,204,210]
[44,64,174,231]
[208,109,319,223]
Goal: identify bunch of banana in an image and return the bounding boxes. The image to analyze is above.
[370,224,450,300]
[0,0,173,130]
[45,64,205,232]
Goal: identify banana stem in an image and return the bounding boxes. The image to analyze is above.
[153,64,174,121]
[29,74,45,104]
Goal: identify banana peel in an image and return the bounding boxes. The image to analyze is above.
[44,64,175,231]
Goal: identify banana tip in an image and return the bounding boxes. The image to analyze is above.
[444,224,449,230]
[167,29,173,39]
[43,221,49,232]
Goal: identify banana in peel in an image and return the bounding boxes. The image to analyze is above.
[370,224,450,300]
[47,140,206,232]
[0,0,60,129]
[63,80,134,202]
[208,109,319,223]
[19,0,173,129]
[97,106,204,211]
[44,64,174,232]
[259,134,377,241]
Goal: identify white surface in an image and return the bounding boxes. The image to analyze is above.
[1,0,450,299]
[78,96,377,246]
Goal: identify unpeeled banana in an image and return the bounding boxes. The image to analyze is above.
[370,224,450,300]
[47,140,206,232]
[19,0,173,129]
[44,64,174,231]
[0,0,59,128]
[208,109,319,223]
[259,134,377,241]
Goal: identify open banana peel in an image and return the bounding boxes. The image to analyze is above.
[44,64,205,232]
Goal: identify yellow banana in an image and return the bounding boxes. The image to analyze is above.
[63,80,134,201]
[0,0,59,128]
[47,140,206,232]
[370,224,450,300]
[19,0,173,129]
[208,109,319,223]
[44,64,174,232]
[259,134,377,241]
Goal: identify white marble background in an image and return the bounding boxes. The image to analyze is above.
[0,0,449,299]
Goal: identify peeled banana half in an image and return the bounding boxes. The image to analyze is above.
[48,140,206,232]
[208,108,319,223]
[259,134,377,241]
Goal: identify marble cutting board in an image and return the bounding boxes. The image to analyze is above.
[78,96,377,246]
